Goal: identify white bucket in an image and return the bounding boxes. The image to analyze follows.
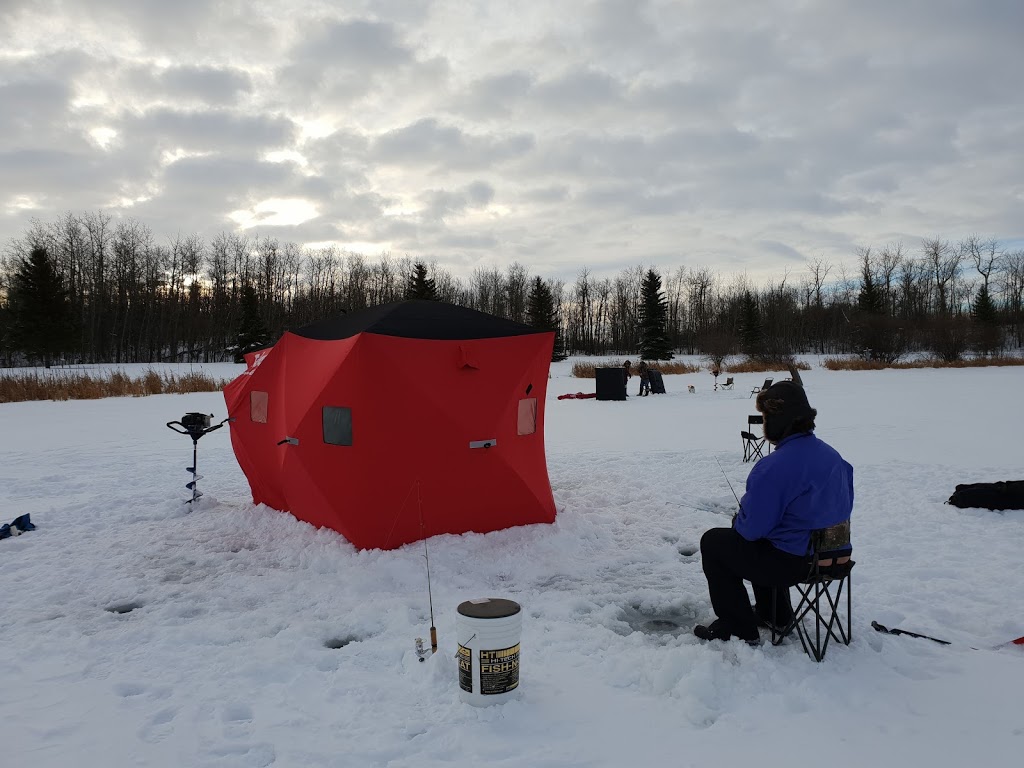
[456,598,522,706]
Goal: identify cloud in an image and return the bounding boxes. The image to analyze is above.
[533,69,624,112]
[70,0,266,51]
[293,18,414,75]
[145,65,253,105]
[276,16,445,109]
[122,108,297,153]
[0,79,75,146]
[371,119,534,170]
[419,180,495,221]
[160,154,295,194]
[1,0,1023,285]
[0,149,101,193]
[0,50,98,149]
[435,232,500,250]
[453,71,534,120]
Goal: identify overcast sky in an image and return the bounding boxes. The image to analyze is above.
[2,0,1022,284]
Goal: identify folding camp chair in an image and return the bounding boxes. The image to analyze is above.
[741,415,768,462]
[720,377,734,390]
[749,378,773,398]
[770,520,854,662]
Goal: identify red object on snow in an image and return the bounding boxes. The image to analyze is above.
[557,392,597,400]
[223,301,557,550]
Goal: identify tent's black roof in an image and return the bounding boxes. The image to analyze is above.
[292,300,547,341]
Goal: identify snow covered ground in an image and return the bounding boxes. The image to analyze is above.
[1,357,1022,768]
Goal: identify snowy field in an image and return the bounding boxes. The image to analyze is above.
[1,357,1023,768]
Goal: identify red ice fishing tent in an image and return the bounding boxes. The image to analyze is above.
[223,300,557,550]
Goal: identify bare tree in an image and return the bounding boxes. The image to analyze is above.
[922,237,961,315]
[431,260,464,305]
[505,262,529,323]
[877,242,903,313]
[1001,249,1024,347]
[963,235,1001,291]
[470,266,506,317]
[808,258,832,309]
[7,209,1024,367]
[611,265,642,353]
[686,266,715,339]
[665,265,689,351]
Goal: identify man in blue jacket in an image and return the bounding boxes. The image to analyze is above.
[694,380,854,645]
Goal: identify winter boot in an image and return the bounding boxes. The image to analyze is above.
[693,620,731,641]
[694,619,760,646]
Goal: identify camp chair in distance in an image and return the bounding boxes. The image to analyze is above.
[749,377,773,398]
[741,414,768,462]
[770,520,854,662]
[720,377,734,390]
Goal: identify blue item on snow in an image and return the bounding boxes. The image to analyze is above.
[0,514,36,541]
[12,514,36,532]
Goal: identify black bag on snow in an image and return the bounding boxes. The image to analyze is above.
[946,481,1024,511]
[648,369,666,394]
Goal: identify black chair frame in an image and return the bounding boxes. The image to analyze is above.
[741,414,769,462]
[771,522,854,662]
[749,378,773,398]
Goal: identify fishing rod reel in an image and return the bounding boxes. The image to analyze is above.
[415,634,437,662]
[166,412,231,504]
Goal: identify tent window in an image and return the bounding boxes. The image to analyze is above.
[250,391,268,424]
[517,398,537,435]
[323,406,353,446]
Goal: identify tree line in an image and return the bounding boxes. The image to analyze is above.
[1,211,1022,367]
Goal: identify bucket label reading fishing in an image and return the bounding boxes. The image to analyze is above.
[479,644,519,695]
[457,645,473,693]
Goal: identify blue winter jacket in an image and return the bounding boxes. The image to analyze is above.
[734,432,854,557]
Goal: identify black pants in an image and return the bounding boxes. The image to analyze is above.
[700,527,810,639]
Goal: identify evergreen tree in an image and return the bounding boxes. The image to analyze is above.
[638,269,673,360]
[857,265,884,314]
[527,276,567,361]
[0,299,11,366]
[405,262,437,301]
[972,283,998,326]
[9,246,74,367]
[855,262,905,362]
[234,284,270,362]
[970,283,1001,356]
[738,290,763,358]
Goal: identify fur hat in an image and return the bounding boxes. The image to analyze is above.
[756,380,816,442]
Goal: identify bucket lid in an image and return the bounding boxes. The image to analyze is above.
[457,598,521,619]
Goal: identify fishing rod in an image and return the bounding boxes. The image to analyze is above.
[664,457,743,518]
[415,483,438,662]
[664,499,733,517]
[715,456,742,508]
[872,621,1024,650]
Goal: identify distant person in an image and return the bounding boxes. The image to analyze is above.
[711,366,720,390]
[637,361,651,396]
[622,360,632,381]
[693,381,854,645]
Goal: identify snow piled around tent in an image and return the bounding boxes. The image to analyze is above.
[1,357,1022,768]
